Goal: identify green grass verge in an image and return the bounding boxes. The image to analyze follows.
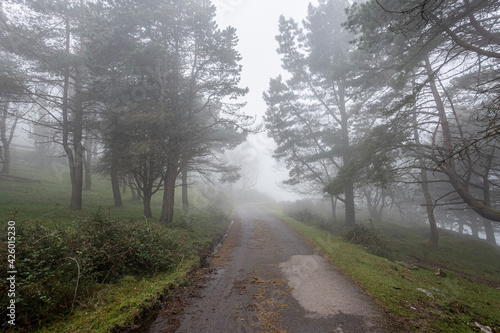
[262,205,500,332]
[34,257,197,333]
[0,150,213,226]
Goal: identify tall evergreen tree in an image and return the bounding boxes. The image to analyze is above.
[346,0,500,244]
[265,0,361,225]
[87,0,250,224]
[2,0,96,209]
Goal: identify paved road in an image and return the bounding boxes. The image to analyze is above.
[150,204,401,333]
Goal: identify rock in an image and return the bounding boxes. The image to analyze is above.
[475,322,492,333]
[431,287,448,295]
[395,261,418,270]
[435,268,446,277]
[416,288,434,299]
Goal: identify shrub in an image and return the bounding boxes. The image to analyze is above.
[343,224,391,259]
[0,208,181,331]
[283,200,332,230]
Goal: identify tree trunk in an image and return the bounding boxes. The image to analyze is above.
[481,153,496,245]
[70,46,85,210]
[338,79,355,226]
[61,13,84,210]
[364,188,382,223]
[0,142,10,175]
[412,90,439,247]
[483,219,497,246]
[344,182,356,226]
[376,190,386,223]
[70,162,83,210]
[0,103,13,175]
[181,165,189,212]
[424,56,500,222]
[470,220,479,238]
[110,150,122,207]
[84,135,93,191]
[330,195,337,224]
[458,222,464,235]
[130,179,139,201]
[143,193,153,219]
[159,161,178,225]
[421,173,439,247]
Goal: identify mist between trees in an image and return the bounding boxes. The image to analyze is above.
[1,0,500,247]
[263,0,500,247]
[0,0,255,225]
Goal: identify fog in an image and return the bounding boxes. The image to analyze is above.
[1,2,499,331]
[1,0,499,243]
[214,0,316,202]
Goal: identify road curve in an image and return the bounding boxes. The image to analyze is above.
[150,204,402,333]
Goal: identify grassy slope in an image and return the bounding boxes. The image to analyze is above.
[35,258,198,333]
[0,150,214,225]
[0,150,230,332]
[262,204,500,332]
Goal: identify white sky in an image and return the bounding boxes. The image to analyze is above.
[215,0,317,201]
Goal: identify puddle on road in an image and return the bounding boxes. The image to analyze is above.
[279,254,379,319]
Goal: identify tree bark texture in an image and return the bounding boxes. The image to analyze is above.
[0,102,14,175]
[143,193,153,219]
[159,161,178,225]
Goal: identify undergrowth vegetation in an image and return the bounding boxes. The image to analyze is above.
[342,223,391,259]
[0,151,233,332]
[0,207,230,331]
[283,199,333,231]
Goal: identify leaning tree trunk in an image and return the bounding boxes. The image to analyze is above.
[425,56,500,222]
[412,90,439,247]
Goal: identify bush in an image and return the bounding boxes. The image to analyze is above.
[343,224,391,259]
[73,209,179,281]
[0,208,181,331]
[283,200,332,231]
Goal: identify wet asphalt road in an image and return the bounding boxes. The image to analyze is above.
[150,204,401,333]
